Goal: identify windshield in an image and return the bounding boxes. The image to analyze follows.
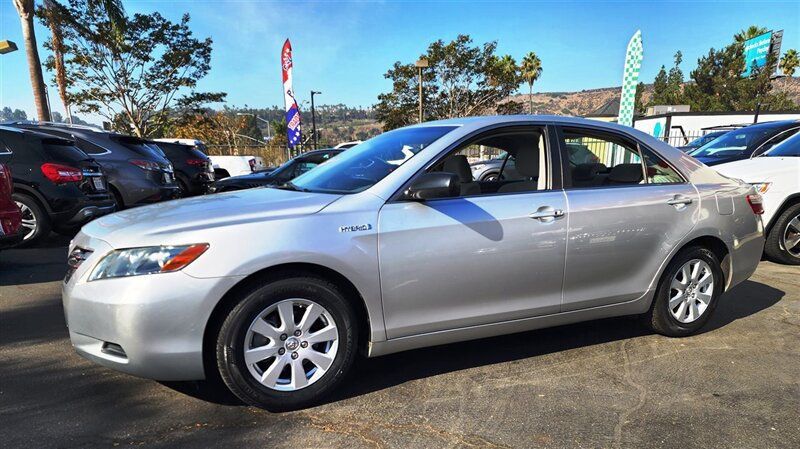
[764,132,800,157]
[289,125,457,193]
[690,127,771,158]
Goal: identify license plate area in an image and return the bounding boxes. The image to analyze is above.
[91,177,105,191]
[163,173,173,184]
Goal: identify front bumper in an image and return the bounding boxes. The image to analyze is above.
[63,236,244,380]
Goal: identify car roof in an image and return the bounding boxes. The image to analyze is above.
[0,124,74,144]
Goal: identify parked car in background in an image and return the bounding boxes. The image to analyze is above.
[214,148,343,192]
[0,126,114,246]
[715,131,800,264]
[148,140,214,196]
[676,130,728,152]
[10,123,179,209]
[0,151,22,249]
[334,140,361,149]
[63,116,764,411]
[689,121,800,166]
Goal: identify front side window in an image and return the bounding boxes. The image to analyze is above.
[561,129,643,187]
[426,128,547,197]
[764,131,800,157]
[290,126,457,194]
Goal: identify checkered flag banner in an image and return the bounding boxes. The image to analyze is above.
[617,30,643,128]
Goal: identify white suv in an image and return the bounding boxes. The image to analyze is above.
[716,131,800,264]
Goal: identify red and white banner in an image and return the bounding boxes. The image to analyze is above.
[281,39,302,148]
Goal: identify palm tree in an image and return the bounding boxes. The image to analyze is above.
[780,49,799,77]
[734,25,769,43]
[13,0,50,121]
[520,52,543,114]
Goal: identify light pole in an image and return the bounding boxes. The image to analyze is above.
[236,112,272,141]
[415,58,429,123]
[0,40,18,55]
[310,91,321,150]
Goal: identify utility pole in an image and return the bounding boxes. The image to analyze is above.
[415,58,429,123]
[236,112,272,141]
[310,91,321,150]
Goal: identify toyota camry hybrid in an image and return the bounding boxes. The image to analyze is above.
[62,116,765,411]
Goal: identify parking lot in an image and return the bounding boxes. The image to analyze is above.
[1,237,798,449]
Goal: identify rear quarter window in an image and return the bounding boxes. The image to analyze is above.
[41,142,90,162]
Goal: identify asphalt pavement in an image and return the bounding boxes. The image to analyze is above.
[1,236,798,448]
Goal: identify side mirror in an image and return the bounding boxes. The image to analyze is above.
[403,172,460,200]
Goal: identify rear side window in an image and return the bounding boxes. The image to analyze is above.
[561,128,643,188]
[78,139,110,155]
[640,146,684,184]
[41,143,89,162]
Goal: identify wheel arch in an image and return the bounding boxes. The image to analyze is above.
[12,183,52,214]
[765,194,800,234]
[658,234,732,293]
[202,262,372,378]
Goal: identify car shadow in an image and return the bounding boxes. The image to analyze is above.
[165,279,785,409]
[0,234,71,286]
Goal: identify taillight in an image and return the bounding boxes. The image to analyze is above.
[746,194,765,215]
[186,158,207,166]
[130,159,161,171]
[41,163,83,184]
[0,163,12,191]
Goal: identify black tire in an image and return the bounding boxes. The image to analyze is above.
[11,193,51,247]
[481,172,500,182]
[645,246,724,337]
[215,276,358,411]
[764,203,800,265]
[109,186,125,211]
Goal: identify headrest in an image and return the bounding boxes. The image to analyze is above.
[514,146,539,178]
[608,163,643,184]
[573,163,599,180]
[443,155,473,183]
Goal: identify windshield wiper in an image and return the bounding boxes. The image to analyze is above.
[276,181,311,192]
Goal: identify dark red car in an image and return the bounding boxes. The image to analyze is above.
[0,154,22,249]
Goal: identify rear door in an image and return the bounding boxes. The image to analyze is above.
[557,126,699,311]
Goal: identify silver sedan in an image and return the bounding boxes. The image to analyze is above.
[62,116,765,411]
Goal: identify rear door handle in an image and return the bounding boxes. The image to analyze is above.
[529,206,565,221]
[667,195,693,206]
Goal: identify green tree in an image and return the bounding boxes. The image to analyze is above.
[0,107,28,121]
[44,1,225,137]
[634,82,646,114]
[780,49,799,77]
[520,52,543,114]
[650,51,684,105]
[496,100,524,115]
[375,35,523,130]
[683,27,794,111]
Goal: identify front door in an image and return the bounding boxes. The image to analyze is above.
[378,125,568,339]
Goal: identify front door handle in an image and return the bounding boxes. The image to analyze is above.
[529,206,565,221]
[667,195,693,207]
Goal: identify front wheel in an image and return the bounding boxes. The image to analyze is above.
[215,276,358,411]
[645,246,724,337]
[764,203,800,265]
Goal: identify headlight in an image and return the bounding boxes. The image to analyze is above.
[88,244,209,281]
[750,182,771,194]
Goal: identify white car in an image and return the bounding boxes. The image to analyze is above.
[715,132,800,264]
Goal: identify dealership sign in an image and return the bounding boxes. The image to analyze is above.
[742,30,783,77]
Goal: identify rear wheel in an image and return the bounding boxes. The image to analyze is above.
[764,203,800,265]
[12,193,51,247]
[215,276,358,411]
[645,246,723,337]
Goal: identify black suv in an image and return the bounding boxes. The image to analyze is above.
[0,126,114,246]
[214,148,342,192]
[9,123,179,209]
[149,140,214,196]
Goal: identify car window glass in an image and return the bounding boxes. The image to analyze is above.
[754,127,800,156]
[426,129,547,197]
[78,139,110,155]
[291,126,456,194]
[765,130,800,157]
[293,161,318,177]
[690,127,772,158]
[640,146,684,184]
[561,128,644,188]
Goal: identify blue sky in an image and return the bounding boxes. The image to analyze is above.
[1,0,798,122]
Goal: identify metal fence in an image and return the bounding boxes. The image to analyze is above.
[204,141,334,166]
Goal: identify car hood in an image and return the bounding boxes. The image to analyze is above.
[216,171,274,185]
[714,157,800,182]
[81,187,342,246]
